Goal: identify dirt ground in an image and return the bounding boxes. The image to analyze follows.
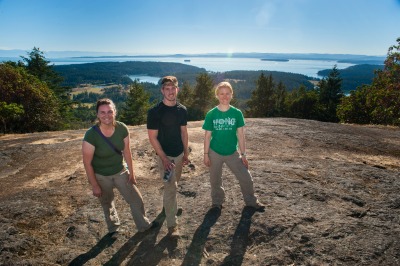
[0,118,399,266]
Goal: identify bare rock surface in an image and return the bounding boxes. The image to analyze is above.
[0,118,399,266]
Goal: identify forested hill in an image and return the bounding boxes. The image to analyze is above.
[54,61,207,87]
[54,61,317,99]
[318,64,384,93]
[54,61,382,96]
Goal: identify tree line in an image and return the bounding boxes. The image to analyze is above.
[0,37,399,133]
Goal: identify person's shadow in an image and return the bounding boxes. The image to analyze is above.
[68,232,118,266]
[103,212,165,265]
[124,231,179,265]
[220,206,257,266]
[68,211,165,266]
[181,207,222,266]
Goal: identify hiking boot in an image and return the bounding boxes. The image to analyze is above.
[247,202,265,212]
[168,226,180,238]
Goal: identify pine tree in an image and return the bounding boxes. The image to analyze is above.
[21,47,74,129]
[178,81,193,107]
[191,73,214,120]
[119,81,151,126]
[246,73,276,117]
[317,65,343,122]
[274,81,287,116]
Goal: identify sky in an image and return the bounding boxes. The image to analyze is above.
[0,0,399,56]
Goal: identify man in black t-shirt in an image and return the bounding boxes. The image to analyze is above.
[147,76,189,238]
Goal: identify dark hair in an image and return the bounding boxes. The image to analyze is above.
[96,98,116,114]
[161,76,178,87]
[95,98,117,126]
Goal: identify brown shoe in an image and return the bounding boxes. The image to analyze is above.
[168,226,180,238]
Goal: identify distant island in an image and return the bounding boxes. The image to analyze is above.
[0,50,386,65]
[261,58,289,62]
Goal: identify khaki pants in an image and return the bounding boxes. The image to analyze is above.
[157,152,184,228]
[208,149,258,206]
[95,169,151,233]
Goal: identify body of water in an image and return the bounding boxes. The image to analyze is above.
[128,75,161,84]
[1,56,355,79]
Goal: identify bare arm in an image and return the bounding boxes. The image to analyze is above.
[181,125,189,165]
[123,133,137,185]
[82,141,102,197]
[237,126,249,169]
[203,130,212,167]
[147,129,173,171]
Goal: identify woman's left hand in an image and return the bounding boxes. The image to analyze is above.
[241,156,249,169]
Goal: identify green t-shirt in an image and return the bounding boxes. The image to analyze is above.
[202,106,245,155]
[83,121,128,176]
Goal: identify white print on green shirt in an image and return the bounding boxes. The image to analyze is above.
[213,117,236,130]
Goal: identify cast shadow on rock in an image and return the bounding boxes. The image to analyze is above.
[103,211,165,266]
[181,207,222,266]
[68,211,164,266]
[68,232,117,266]
[125,230,179,265]
[220,206,257,266]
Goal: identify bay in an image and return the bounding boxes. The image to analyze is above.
[128,75,161,84]
[1,56,355,79]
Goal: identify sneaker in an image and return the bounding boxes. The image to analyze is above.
[211,204,222,210]
[247,202,265,212]
[168,226,180,238]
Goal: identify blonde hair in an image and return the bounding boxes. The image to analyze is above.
[215,81,234,96]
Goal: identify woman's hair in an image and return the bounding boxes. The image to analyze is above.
[95,98,117,126]
[215,81,234,96]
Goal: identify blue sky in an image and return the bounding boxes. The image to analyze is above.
[0,0,399,56]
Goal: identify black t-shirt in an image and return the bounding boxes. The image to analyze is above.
[147,101,188,157]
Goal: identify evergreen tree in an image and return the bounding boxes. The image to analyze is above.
[317,65,343,122]
[21,47,66,97]
[178,81,193,107]
[191,73,214,120]
[21,47,74,129]
[246,73,275,117]
[274,81,287,116]
[119,81,151,126]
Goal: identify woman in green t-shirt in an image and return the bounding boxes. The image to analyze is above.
[202,82,265,211]
[82,98,156,237]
